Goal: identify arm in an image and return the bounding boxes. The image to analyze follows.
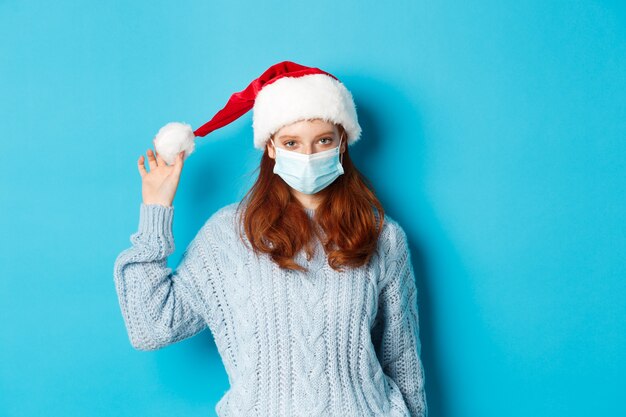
[371,222,428,417]
[113,203,208,351]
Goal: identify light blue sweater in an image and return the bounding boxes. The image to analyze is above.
[113,202,428,417]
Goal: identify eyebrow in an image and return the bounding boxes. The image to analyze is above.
[277,131,335,140]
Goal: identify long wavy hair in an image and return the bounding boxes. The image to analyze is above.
[236,124,385,272]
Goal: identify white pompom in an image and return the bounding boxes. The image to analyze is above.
[153,122,196,165]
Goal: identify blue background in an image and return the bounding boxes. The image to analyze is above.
[1,1,624,416]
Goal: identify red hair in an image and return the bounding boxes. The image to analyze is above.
[236,125,385,272]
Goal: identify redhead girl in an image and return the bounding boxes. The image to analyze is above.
[114,61,428,417]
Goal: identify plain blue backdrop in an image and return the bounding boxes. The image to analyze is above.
[1,1,624,416]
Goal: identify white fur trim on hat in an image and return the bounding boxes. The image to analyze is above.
[251,73,362,150]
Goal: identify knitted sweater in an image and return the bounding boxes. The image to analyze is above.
[113,202,428,417]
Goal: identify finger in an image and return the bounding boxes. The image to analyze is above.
[137,155,148,178]
[146,149,158,170]
[155,150,167,166]
[173,151,185,175]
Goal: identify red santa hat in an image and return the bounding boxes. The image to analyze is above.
[153,60,362,164]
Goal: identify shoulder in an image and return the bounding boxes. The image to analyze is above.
[202,202,239,231]
[378,213,410,256]
[209,201,241,223]
[198,201,244,242]
[376,213,414,289]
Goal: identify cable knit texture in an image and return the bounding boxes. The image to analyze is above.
[113,202,428,417]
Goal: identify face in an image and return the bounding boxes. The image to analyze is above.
[267,119,347,158]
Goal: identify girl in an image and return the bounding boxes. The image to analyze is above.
[113,61,428,417]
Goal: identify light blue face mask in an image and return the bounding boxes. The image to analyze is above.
[271,138,345,194]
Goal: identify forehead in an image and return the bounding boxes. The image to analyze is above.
[275,118,337,137]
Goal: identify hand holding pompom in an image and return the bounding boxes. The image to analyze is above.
[137,146,186,208]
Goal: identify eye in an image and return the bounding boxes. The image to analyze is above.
[285,140,296,148]
[319,137,333,145]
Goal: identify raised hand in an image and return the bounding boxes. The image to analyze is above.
[137,143,185,207]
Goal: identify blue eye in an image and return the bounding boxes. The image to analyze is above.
[320,137,333,144]
[285,141,296,147]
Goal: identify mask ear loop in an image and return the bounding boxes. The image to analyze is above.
[339,134,345,165]
[270,138,277,156]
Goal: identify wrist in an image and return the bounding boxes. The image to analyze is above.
[143,200,173,208]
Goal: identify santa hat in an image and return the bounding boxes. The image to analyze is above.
[152,60,362,165]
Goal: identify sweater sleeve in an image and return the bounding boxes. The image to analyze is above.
[113,203,208,351]
[371,222,428,417]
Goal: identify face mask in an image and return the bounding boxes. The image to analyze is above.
[271,138,345,194]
